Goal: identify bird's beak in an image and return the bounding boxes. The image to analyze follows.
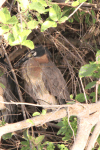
[14,51,32,68]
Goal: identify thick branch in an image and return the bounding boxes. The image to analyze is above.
[0,108,67,139]
[71,111,100,150]
[0,101,100,149]
[87,121,100,150]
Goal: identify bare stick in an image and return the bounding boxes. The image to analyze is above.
[1,44,26,120]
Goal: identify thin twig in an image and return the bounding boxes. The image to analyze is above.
[80,77,88,103]
[9,0,14,13]
[1,44,26,120]
[67,106,75,141]
[66,2,85,21]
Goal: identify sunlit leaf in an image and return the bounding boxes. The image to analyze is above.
[6,16,18,24]
[32,112,40,117]
[26,119,34,125]
[49,4,62,21]
[28,20,38,29]
[41,109,47,115]
[41,21,57,32]
[22,40,34,49]
[29,2,46,14]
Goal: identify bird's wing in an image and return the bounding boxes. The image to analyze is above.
[42,61,70,104]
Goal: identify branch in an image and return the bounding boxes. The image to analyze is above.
[0,101,100,149]
[71,111,100,150]
[1,44,26,120]
[0,0,6,8]
[0,108,67,139]
[87,121,100,150]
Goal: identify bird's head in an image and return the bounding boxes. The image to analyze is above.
[14,46,51,67]
[29,46,51,63]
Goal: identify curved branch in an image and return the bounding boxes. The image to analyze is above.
[87,121,100,150]
[71,112,100,150]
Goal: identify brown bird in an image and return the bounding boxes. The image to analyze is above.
[0,62,17,122]
[20,46,70,109]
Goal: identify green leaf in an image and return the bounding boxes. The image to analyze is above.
[2,133,12,140]
[79,64,97,77]
[98,85,100,95]
[11,26,32,46]
[29,2,46,14]
[57,144,68,150]
[49,4,62,21]
[75,93,89,102]
[67,101,75,104]
[21,141,30,150]
[41,109,47,115]
[39,0,47,7]
[91,10,96,24]
[36,13,42,22]
[17,0,29,11]
[41,21,57,32]
[65,0,70,3]
[6,16,18,24]
[19,30,31,41]
[0,120,6,126]
[4,32,14,42]
[90,92,95,97]
[35,135,45,145]
[57,121,64,127]
[59,16,68,23]
[23,130,29,140]
[85,81,96,89]
[0,83,5,89]
[70,94,73,99]
[96,50,100,62]
[90,92,95,102]
[46,142,55,150]
[26,119,34,125]
[0,7,11,23]
[97,135,100,145]
[0,11,6,23]
[22,40,34,49]
[12,25,20,40]
[32,112,40,117]
[72,0,86,6]
[18,22,26,28]
[0,69,4,76]
[0,26,10,34]
[2,7,11,20]
[98,147,100,150]
[28,20,38,29]
[72,1,80,7]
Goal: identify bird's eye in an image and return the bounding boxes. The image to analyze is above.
[32,51,37,57]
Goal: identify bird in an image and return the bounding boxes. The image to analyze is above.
[0,61,17,122]
[20,46,70,110]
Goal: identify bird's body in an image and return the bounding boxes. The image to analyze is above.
[21,46,70,108]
